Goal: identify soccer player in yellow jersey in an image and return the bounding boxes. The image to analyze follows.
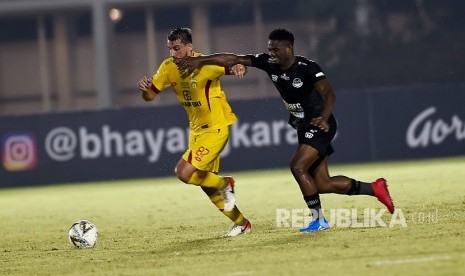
[138,27,251,237]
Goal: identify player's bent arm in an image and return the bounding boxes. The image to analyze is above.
[141,87,157,101]
[314,78,336,121]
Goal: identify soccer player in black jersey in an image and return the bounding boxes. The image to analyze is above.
[175,28,394,232]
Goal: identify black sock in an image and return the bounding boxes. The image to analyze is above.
[347,179,374,196]
[304,193,322,220]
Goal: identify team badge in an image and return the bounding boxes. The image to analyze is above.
[292,78,303,88]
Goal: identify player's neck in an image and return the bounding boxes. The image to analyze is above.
[280,56,295,71]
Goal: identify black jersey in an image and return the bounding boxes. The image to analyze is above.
[249,53,327,129]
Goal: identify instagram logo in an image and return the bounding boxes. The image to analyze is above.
[2,133,37,171]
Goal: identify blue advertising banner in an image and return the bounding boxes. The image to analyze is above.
[366,83,465,159]
[1,83,464,187]
[0,98,296,187]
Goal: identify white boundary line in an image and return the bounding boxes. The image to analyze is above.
[226,271,256,276]
[370,255,452,266]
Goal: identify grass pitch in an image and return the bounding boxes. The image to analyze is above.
[1,157,464,275]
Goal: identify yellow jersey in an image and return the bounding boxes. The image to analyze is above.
[151,52,237,134]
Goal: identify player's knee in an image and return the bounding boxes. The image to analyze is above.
[177,175,190,184]
[289,161,306,176]
[175,167,191,184]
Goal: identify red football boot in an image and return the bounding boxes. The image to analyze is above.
[372,178,395,214]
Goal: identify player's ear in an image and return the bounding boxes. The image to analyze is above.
[286,45,294,56]
[287,42,293,52]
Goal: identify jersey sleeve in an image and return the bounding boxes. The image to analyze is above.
[307,61,326,83]
[249,53,270,71]
[202,65,228,79]
[151,59,172,93]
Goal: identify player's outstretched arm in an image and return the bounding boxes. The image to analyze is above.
[137,76,157,101]
[174,54,252,78]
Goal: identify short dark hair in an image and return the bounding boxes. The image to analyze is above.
[168,27,192,44]
[268,28,294,46]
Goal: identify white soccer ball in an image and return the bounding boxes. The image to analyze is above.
[68,219,98,249]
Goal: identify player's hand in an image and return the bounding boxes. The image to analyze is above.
[230,64,247,78]
[138,76,156,101]
[138,76,152,92]
[174,57,200,78]
[310,117,330,132]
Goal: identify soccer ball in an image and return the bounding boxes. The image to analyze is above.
[68,219,98,249]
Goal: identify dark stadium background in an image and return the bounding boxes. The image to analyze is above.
[0,0,464,186]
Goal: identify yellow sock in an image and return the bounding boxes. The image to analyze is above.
[187,171,226,190]
[205,189,245,225]
[224,206,246,225]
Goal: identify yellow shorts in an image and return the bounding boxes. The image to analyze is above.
[182,126,229,173]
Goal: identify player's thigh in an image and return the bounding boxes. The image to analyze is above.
[290,144,319,170]
[182,127,229,172]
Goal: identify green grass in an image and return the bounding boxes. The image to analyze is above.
[1,157,464,275]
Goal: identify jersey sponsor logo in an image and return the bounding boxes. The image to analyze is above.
[182,101,202,107]
[191,79,198,88]
[283,101,304,118]
[181,82,189,89]
[280,73,290,80]
[182,90,192,101]
[315,72,324,78]
[292,78,303,88]
[271,74,278,82]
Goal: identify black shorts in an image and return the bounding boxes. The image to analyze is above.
[297,114,337,157]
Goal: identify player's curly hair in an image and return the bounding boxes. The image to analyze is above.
[168,27,193,44]
[268,28,294,46]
